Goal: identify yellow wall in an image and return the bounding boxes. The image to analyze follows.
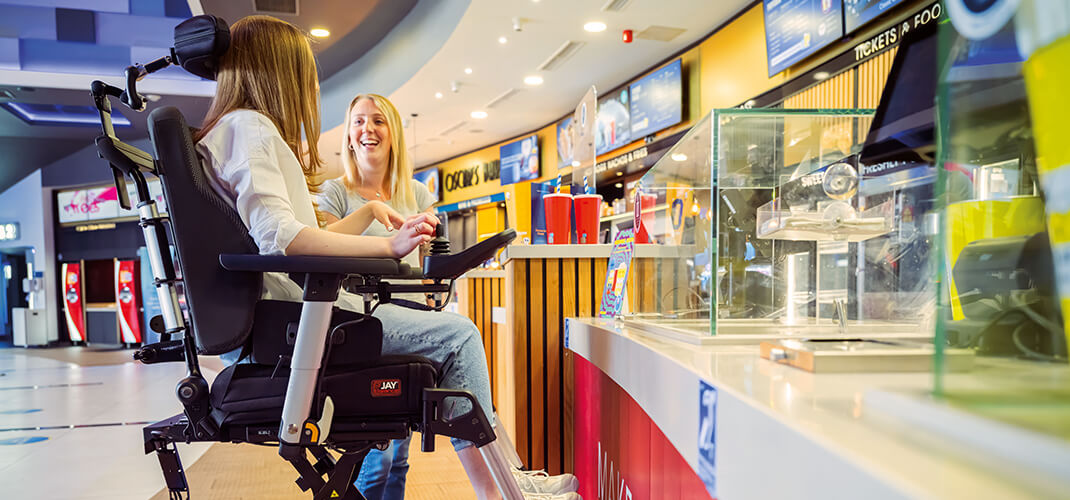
[698,5,785,111]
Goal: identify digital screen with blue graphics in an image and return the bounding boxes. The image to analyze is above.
[499,135,540,186]
[413,168,440,202]
[629,59,683,139]
[844,0,905,34]
[596,88,631,156]
[764,0,844,76]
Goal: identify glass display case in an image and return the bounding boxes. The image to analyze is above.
[625,108,939,342]
[932,13,1070,444]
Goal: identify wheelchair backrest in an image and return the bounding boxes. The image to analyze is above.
[148,106,262,355]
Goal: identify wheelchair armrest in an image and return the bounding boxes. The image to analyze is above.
[422,229,517,279]
[219,254,402,276]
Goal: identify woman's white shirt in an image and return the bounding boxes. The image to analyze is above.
[196,109,363,311]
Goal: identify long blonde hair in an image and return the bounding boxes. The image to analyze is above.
[194,16,325,221]
[341,94,417,212]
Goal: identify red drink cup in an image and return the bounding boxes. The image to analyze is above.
[543,193,573,245]
[635,192,658,243]
[573,194,603,244]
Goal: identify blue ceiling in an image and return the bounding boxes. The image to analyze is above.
[0,0,197,80]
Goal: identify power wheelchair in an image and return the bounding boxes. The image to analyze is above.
[91,15,527,500]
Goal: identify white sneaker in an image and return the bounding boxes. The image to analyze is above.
[511,468,580,495]
[521,493,581,500]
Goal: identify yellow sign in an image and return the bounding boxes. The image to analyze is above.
[331,490,340,498]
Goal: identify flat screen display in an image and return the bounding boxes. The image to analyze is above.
[596,88,631,155]
[764,0,844,76]
[557,116,574,168]
[499,135,540,186]
[844,0,906,33]
[413,168,440,202]
[629,59,683,139]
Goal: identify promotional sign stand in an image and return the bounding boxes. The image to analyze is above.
[61,262,86,344]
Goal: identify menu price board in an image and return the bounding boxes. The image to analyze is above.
[499,135,540,186]
[845,0,906,34]
[764,0,844,76]
[629,59,683,139]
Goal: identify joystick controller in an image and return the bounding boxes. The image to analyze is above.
[430,220,450,255]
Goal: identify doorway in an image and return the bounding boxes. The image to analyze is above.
[0,249,30,341]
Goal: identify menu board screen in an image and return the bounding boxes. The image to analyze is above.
[629,59,683,139]
[596,88,631,156]
[844,0,905,34]
[764,0,844,76]
[499,135,540,186]
[413,168,440,202]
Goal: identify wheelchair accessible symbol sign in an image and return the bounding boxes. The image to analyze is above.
[698,380,717,499]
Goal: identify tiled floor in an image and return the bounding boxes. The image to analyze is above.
[0,347,477,500]
[0,348,213,500]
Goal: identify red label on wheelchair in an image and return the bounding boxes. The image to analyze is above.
[371,379,402,397]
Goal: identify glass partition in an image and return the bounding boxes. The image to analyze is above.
[932,16,1070,442]
[626,108,940,341]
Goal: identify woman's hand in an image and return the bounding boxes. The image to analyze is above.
[365,200,406,231]
[389,213,440,258]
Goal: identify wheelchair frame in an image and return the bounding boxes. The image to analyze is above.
[90,44,526,500]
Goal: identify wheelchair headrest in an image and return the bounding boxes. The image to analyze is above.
[173,15,230,80]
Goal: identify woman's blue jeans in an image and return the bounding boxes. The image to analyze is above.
[355,437,411,500]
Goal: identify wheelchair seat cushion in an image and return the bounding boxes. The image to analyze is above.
[210,355,438,427]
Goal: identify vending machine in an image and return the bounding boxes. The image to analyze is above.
[115,259,142,345]
[61,262,86,344]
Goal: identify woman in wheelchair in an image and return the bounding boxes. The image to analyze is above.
[192,15,578,500]
[315,93,579,499]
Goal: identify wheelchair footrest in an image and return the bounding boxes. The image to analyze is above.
[420,388,496,451]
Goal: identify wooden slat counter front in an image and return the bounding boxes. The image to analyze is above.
[453,270,507,411]
[497,244,695,476]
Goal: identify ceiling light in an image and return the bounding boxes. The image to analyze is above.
[435,92,443,99]
[814,71,830,80]
[571,160,581,167]
[615,171,623,176]
[523,75,544,86]
[671,153,688,162]
[464,67,473,75]
[471,110,488,119]
[309,28,330,38]
[499,36,508,44]
[615,183,623,188]
[584,21,607,33]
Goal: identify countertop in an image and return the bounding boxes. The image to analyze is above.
[566,318,1070,500]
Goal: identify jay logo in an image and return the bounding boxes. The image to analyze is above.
[371,379,402,397]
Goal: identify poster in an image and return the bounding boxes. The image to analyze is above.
[598,229,635,318]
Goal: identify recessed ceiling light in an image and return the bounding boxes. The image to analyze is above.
[309,28,330,38]
[471,110,488,119]
[464,67,473,75]
[615,171,623,176]
[814,71,830,80]
[523,75,544,86]
[584,21,607,33]
[615,183,623,188]
[671,153,688,162]
[435,92,443,99]
[499,36,508,44]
